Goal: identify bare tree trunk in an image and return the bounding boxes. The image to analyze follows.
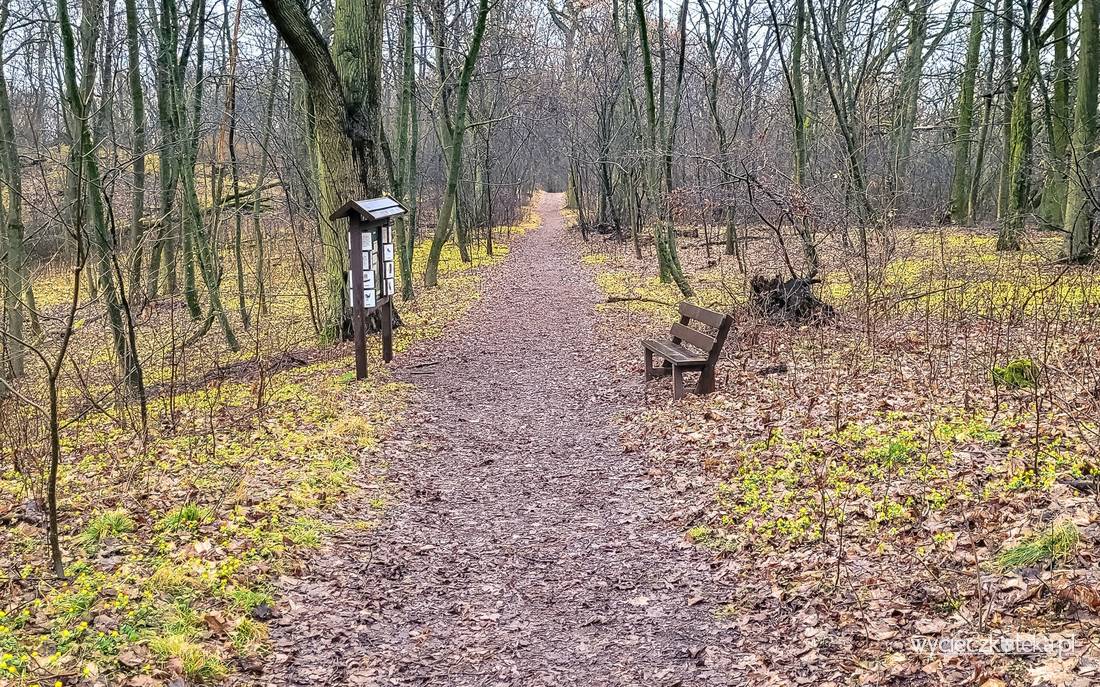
[124,0,146,298]
[424,0,490,288]
[393,0,417,300]
[1039,0,1071,228]
[0,2,25,384]
[633,0,692,296]
[251,39,282,316]
[950,0,983,224]
[999,2,1047,251]
[996,0,1014,220]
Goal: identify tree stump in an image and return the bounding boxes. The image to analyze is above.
[749,275,835,322]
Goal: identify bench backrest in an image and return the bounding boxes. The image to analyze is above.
[670,302,734,366]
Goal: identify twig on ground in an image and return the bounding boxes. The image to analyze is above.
[606,295,676,307]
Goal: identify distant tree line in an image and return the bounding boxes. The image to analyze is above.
[553,0,1100,296]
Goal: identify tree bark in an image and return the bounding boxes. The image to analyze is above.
[633,0,692,296]
[0,2,24,383]
[424,0,490,288]
[258,0,382,341]
[124,0,147,298]
[1063,0,1098,261]
[950,0,983,224]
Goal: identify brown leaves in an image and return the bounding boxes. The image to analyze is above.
[588,229,1100,685]
[116,649,146,669]
[1053,577,1100,613]
[173,539,214,559]
[202,610,229,634]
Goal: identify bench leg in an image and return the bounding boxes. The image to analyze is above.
[644,348,654,381]
[673,366,685,400]
[696,365,716,395]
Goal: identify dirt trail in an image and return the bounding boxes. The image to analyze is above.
[268,193,747,686]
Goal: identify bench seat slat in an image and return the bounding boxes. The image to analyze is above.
[670,323,716,352]
[641,339,707,365]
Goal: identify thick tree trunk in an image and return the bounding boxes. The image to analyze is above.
[259,0,382,341]
[1063,0,1099,261]
[950,1,983,224]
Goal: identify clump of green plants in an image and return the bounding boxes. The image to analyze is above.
[686,524,712,543]
[996,520,1080,571]
[148,634,227,682]
[933,413,1000,444]
[866,434,919,469]
[78,509,135,552]
[158,503,212,532]
[231,618,268,654]
[228,587,273,614]
[992,359,1041,389]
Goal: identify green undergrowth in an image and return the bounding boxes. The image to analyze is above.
[687,411,1000,550]
[1,350,409,685]
[823,230,1100,318]
[1,205,540,685]
[665,407,1088,559]
[581,247,735,322]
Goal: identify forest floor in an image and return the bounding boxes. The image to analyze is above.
[8,195,1100,687]
[0,205,537,686]
[574,220,1100,686]
[264,199,1100,687]
[263,193,752,685]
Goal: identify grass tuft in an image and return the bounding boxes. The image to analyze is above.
[78,509,135,552]
[158,503,213,532]
[996,520,1080,571]
[148,634,227,682]
[230,618,268,654]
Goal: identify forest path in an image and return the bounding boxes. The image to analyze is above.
[267,193,745,686]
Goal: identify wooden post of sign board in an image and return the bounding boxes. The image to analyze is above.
[348,216,368,380]
[377,227,394,363]
[381,295,393,362]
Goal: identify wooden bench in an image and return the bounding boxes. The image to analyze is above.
[642,302,733,400]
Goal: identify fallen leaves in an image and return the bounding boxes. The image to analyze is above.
[590,227,1100,685]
